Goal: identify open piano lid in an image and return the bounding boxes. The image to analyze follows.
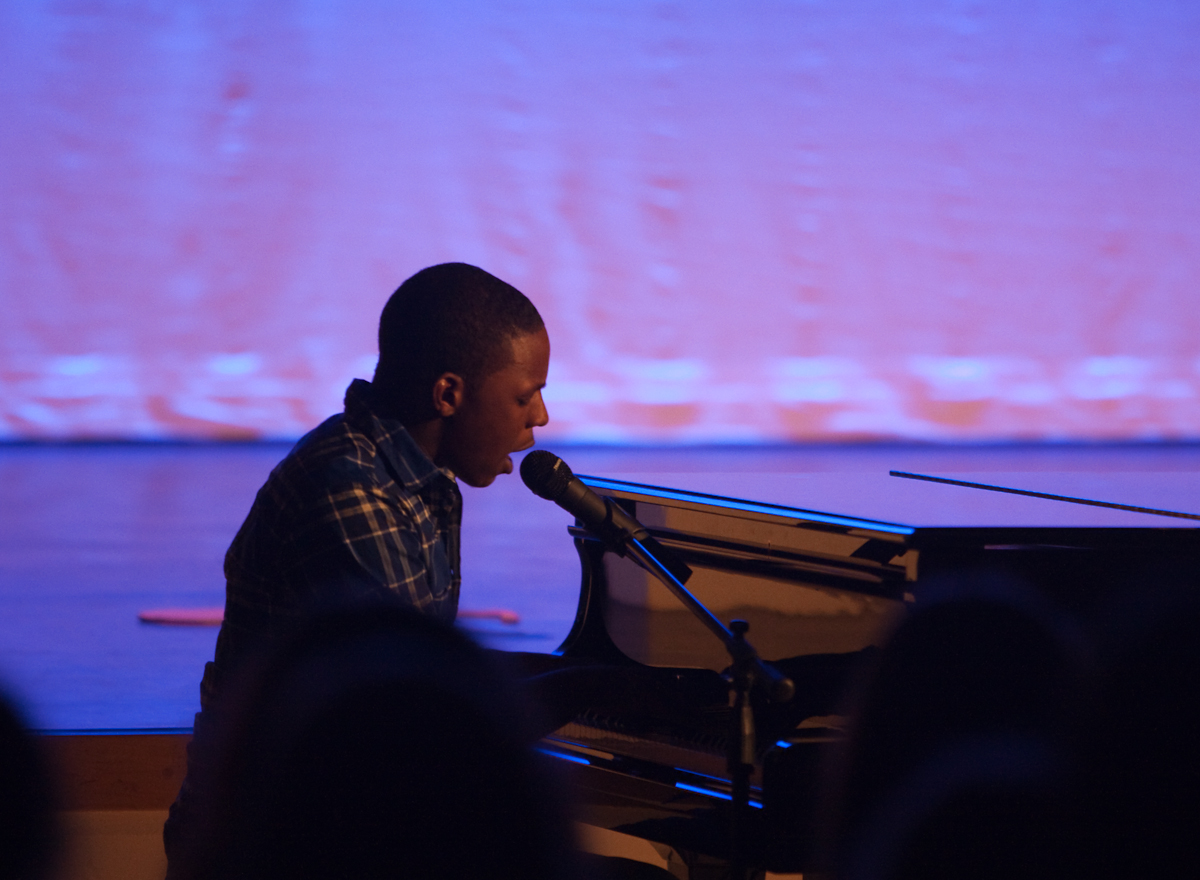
[578,470,1200,531]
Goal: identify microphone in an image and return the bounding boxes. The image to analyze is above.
[521,450,793,704]
[520,450,692,584]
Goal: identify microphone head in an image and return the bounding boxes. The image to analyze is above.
[519,450,575,502]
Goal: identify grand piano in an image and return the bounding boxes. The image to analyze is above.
[532,469,1200,878]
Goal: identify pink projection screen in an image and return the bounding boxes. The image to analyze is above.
[2,2,1198,442]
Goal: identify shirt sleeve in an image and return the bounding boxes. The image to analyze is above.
[293,481,448,614]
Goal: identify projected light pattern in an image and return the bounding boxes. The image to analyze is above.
[2,2,1198,441]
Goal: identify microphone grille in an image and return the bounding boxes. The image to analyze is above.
[520,450,575,501]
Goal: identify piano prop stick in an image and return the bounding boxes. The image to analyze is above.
[521,450,794,877]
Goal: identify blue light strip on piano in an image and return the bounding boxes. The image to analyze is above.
[677,768,729,784]
[580,477,915,536]
[534,747,590,766]
[674,782,763,808]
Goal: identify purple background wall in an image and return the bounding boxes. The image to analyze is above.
[3,1,1198,442]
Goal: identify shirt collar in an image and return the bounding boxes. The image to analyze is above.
[342,379,454,493]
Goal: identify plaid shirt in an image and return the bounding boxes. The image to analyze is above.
[201,379,462,705]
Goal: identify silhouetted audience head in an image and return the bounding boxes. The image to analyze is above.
[820,573,1077,879]
[178,604,581,880]
[0,689,58,880]
[1061,558,1200,878]
[837,733,1062,880]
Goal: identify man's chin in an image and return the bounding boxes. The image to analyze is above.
[457,456,513,489]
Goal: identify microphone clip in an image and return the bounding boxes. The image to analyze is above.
[593,496,694,587]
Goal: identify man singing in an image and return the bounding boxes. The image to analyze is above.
[165,262,554,869]
[209,262,549,683]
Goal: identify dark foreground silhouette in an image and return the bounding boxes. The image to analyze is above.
[168,605,584,880]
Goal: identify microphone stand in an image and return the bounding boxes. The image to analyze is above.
[617,532,795,879]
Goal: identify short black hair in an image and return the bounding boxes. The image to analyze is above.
[373,263,543,417]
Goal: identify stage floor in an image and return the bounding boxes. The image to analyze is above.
[3,441,1199,731]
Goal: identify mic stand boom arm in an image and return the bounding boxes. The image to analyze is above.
[521,451,790,876]
[619,534,795,705]
[602,522,795,878]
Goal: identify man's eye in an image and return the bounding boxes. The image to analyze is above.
[517,397,531,406]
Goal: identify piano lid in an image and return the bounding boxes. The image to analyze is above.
[565,469,1200,671]
[578,471,1200,531]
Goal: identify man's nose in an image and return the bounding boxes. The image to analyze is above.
[531,392,549,428]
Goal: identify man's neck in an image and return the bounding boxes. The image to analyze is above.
[369,379,446,468]
[403,418,444,468]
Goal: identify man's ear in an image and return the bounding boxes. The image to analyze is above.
[430,372,467,418]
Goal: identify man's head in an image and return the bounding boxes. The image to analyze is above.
[373,263,550,487]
